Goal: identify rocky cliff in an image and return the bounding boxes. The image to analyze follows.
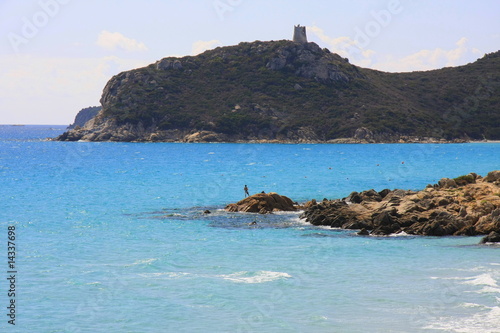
[55,41,500,142]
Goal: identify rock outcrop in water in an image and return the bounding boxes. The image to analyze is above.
[225,192,297,214]
[480,231,500,244]
[300,171,500,239]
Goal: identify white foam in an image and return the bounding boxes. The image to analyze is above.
[314,225,342,230]
[430,276,464,280]
[138,270,292,284]
[388,231,412,237]
[425,306,500,333]
[218,271,291,284]
[85,282,101,286]
[139,272,192,279]
[477,286,500,294]
[425,268,500,331]
[460,302,483,308]
[456,266,492,273]
[462,273,498,287]
[126,258,158,267]
[272,210,302,216]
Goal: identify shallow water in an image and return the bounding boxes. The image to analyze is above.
[1,125,499,332]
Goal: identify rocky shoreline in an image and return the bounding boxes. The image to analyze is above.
[54,124,470,144]
[225,171,500,243]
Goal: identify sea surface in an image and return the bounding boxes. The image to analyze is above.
[1,125,499,333]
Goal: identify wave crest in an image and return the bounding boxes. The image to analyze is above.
[218,271,292,284]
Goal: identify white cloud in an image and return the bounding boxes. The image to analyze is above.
[0,54,149,124]
[97,30,148,52]
[308,26,352,58]
[191,40,221,55]
[308,26,483,73]
[308,25,377,68]
[374,37,483,72]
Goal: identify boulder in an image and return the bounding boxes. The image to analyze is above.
[438,178,457,188]
[370,210,401,235]
[378,189,391,199]
[346,191,362,204]
[353,127,374,141]
[480,231,500,244]
[360,189,383,202]
[225,192,296,214]
[184,131,224,143]
[300,200,363,228]
[156,58,172,70]
[453,173,477,186]
[266,56,287,70]
[484,170,500,183]
[302,199,317,209]
[343,220,370,230]
[474,208,500,234]
[357,228,370,236]
[172,60,183,70]
[155,58,182,70]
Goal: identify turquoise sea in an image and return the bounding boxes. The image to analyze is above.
[1,125,499,333]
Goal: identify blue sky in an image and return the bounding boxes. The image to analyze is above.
[1,0,499,124]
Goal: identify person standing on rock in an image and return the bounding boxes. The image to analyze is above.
[244,185,249,197]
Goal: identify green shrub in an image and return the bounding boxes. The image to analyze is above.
[453,174,476,186]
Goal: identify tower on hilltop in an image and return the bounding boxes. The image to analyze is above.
[293,24,308,43]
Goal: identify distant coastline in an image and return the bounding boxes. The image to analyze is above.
[54,135,490,144]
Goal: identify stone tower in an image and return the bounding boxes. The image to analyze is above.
[293,24,308,43]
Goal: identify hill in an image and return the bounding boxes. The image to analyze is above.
[55,41,500,142]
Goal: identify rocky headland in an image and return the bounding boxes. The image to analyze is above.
[54,39,500,143]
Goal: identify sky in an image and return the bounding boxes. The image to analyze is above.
[0,0,499,125]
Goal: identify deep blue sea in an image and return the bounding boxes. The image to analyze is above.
[1,125,499,333]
